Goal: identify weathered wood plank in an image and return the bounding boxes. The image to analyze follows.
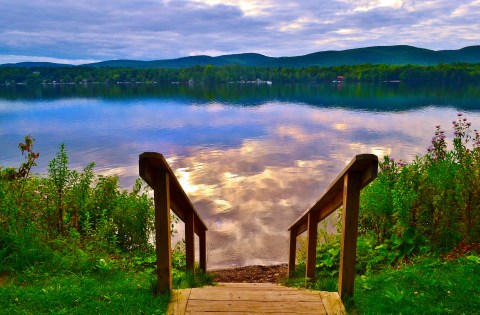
[188,289,324,302]
[215,282,281,288]
[139,152,208,232]
[306,211,318,280]
[199,227,207,271]
[185,211,195,271]
[186,299,327,313]
[154,169,172,293]
[168,283,345,315]
[338,171,362,299]
[186,312,312,315]
[320,291,347,315]
[288,228,297,278]
[167,289,191,315]
[289,154,378,232]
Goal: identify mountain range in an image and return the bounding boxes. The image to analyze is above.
[2,45,479,69]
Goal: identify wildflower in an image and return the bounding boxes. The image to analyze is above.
[384,165,390,169]
[34,190,40,194]
[43,195,48,200]
[414,291,418,295]
[390,157,395,162]
[467,122,471,126]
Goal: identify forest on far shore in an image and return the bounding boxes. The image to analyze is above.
[1,63,480,85]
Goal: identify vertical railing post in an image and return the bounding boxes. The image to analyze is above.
[338,171,362,299]
[185,212,195,271]
[288,228,297,278]
[199,227,207,272]
[154,170,172,293]
[306,211,318,280]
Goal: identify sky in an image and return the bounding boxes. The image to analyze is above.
[0,0,479,64]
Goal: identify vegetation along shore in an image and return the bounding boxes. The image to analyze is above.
[1,114,480,314]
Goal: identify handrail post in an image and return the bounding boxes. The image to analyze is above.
[338,171,362,299]
[154,169,172,293]
[288,228,297,278]
[199,228,207,271]
[185,212,195,271]
[306,211,318,280]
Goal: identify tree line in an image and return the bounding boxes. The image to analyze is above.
[1,63,480,85]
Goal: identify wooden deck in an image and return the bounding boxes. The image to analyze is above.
[167,283,346,315]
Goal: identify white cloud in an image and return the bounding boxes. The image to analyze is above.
[0,0,478,62]
[0,54,99,65]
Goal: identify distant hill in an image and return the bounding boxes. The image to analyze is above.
[0,62,73,68]
[2,45,480,69]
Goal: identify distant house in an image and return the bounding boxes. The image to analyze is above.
[337,75,345,81]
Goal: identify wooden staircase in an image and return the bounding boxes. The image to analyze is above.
[140,153,378,314]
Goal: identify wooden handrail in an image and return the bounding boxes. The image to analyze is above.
[139,152,208,293]
[288,154,378,299]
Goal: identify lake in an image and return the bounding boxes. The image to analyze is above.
[1,82,480,269]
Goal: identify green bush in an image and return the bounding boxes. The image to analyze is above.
[0,137,155,272]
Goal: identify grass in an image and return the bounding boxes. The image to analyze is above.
[0,253,214,314]
[285,256,480,314]
[350,256,480,314]
[0,270,170,314]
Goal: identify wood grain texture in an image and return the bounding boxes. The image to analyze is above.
[288,228,297,278]
[306,211,318,280]
[338,171,362,299]
[168,283,345,314]
[154,170,172,293]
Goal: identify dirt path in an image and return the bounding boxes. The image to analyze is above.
[210,264,288,283]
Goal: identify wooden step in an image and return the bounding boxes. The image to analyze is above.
[167,283,346,314]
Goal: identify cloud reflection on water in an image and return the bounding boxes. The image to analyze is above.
[1,91,480,269]
[159,104,479,268]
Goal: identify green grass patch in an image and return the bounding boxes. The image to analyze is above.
[350,256,480,314]
[0,270,169,314]
[287,256,480,314]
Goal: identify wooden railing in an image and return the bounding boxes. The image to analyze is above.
[288,154,378,299]
[139,152,208,293]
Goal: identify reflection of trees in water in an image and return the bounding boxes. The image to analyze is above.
[1,83,480,111]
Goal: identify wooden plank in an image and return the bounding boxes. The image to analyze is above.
[288,228,297,277]
[306,211,318,280]
[216,283,282,288]
[289,154,378,232]
[167,289,191,315]
[189,288,323,302]
[338,171,362,299]
[185,211,195,271]
[139,152,208,232]
[186,299,327,313]
[199,227,207,271]
[320,292,347,315]
[154,169,172,293]
[168,284,346,314]
[186,312,308,315]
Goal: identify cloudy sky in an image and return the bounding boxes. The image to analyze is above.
[1,0,479,64]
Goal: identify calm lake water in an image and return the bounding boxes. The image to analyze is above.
[1,83,480,269]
